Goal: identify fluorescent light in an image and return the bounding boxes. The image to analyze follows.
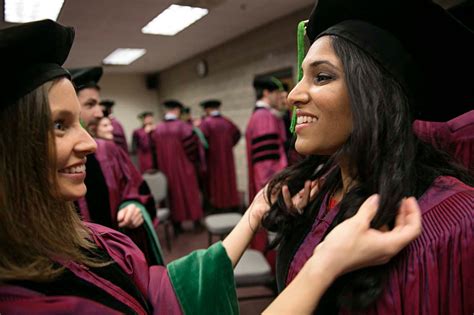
[4,0,64,23]
[142,4,208,36]
[103,49,146,65]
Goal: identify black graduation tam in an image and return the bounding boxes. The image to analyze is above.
[0,19,74,107]
[69,67,103,92]
[100,99,115,108]
[306,0,473,121]
[162,100,184,109]
[252,77,282,92]
[137,111,154,119]
[200,99,221,109]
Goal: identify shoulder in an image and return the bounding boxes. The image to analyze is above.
[412,176,473,248]
[85,223,147,264]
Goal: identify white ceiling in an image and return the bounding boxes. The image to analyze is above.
[0,0,463,74]
[0,0,315,73]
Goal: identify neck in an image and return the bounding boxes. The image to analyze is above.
[336,159,355,201]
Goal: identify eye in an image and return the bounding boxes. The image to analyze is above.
[314,73,333,83]
[53,120,67,132]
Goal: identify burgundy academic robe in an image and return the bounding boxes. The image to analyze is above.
[132,127,156,173]
[0,223,182,315]
[199,115,241,209]
[413,110,473,172]
[285,176,473,314]
[77,139,157,263]
[111,117,128,153]
[246,107,288,255]
[152,119,203,222]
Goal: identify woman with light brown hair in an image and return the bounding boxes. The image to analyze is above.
[0,19,421,315]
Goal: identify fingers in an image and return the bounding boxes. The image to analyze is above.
[298,180,311,207]
[282,185,293,209]
[118,205,135,228]
[354,194,380,224]
[379,197,422,255]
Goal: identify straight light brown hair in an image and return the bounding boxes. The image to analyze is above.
[0,79,106,282]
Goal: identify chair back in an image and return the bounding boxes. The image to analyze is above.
[143,171,168,203]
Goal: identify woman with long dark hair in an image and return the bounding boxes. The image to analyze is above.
[0,19,422,314]
[263,0,473,313]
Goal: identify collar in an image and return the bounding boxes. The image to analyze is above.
[256,100,271,109]
[164,113,178,121]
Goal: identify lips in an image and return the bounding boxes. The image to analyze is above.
[58,164,86,174]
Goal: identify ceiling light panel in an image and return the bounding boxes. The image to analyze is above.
[103,48,147,65]
[142,4,209,36]
[4,0,64,23]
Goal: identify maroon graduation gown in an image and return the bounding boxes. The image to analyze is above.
[77,139,157,263]
[199,114,241,209]
[285,176,473,314]
[0,223,182,315]
[132,127,157,173]
[111,117,128,153]
[413,110,473,172]
[152,119,203,222]
[245,106,288,257]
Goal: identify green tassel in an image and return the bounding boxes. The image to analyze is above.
[80,119,86,129]
[290,20,308,134]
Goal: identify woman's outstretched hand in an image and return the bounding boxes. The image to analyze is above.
[312,195,422,277]
[248,180,320,230]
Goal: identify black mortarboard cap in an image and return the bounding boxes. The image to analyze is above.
[137,111,154,119]
[306,0,473,121]
[252,77,281,92]
[0,19,74,107]
[100,99,115,108]
[69,67,103,92]
[162,100,184,109]
[200,99,222,109]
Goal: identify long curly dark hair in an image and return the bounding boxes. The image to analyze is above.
[262,35,472,311]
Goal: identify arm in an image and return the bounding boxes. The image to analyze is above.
[263,195,422,314]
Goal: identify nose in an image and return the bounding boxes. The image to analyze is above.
[93,105,104,118]
[75,127,97,156]
[288,80,310,108]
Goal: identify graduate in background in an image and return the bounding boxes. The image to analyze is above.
[132,111,158,173]
[88,115,114,141]
[199,99,241,212]
[152,100,203,233]
[100,99,128,152]
[70,67,159,265]
[246,77,288,255]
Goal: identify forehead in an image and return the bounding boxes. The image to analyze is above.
[302,36,343,69]
[48,78,81,114]
[77,87,100,101]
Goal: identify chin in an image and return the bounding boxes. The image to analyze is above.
[59,185,87,201]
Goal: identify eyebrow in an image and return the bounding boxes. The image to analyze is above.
[307,60,339,70]
[51,109,74,118]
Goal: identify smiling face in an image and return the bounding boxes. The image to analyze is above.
[96,117,114,140]
[288,36,352,156]
[49,78,97,201]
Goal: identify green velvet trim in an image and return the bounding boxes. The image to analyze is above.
[167,242,239,315]
[119,201,165,266]
[193,126,209,149]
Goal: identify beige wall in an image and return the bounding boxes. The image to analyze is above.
[157,6,311,196]
[99,73,159,150]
